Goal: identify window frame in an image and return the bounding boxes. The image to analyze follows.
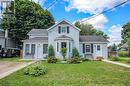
[85,44,91,53]
[43,44,48,54]
[97,45,101,51]
[25,44,30,55]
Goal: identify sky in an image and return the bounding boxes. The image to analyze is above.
[38,0,130,45]
[1,0,130,45]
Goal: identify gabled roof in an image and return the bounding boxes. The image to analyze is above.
[79,36,109,43]
[22,37,48,42]
[28,29,48,35]
[47,19,81,31]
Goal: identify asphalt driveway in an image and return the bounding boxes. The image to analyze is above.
[0,61,35,79]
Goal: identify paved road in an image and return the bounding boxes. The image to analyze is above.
[0,61,35,79]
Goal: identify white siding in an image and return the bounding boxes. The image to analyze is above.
[48,24,80,58]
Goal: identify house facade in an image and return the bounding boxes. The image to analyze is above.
[22,19,109,60]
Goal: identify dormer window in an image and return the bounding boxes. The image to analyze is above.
[58,26,69,33]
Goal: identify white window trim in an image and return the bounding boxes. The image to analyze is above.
[85,44,91,54]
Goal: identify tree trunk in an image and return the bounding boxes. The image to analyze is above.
[129,50,130,57]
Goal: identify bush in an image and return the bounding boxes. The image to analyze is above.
[72,48,79,57]
[24,64,47,77]
[80,58,91,62]
[127,59,130,64]
[60,48,67,60]
[48,45,55,57]
[118,51,129,57]
[68,57,80,64]
[47,56,57,63]
[110,57,120,61]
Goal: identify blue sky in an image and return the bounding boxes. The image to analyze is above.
[1,0,130,44]
[39,0,130,44]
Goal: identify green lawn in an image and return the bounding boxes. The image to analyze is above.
[0,61,130,86]
[0,57,31,62]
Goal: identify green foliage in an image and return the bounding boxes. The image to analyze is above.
[72,48,79,57]
[121,22,130,43]
[127,59,130,64]
[81,58,91,61]
[110,57,120,61]
[68,57,80,64]
[118,51,129,57]
[48,45,55,57]
[74,21,107,38]
[1,0,55,48]
[47,56,57,63]
[60,48,67,60]
[24,63,47,77]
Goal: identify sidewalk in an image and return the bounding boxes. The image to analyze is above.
[103,60,130,68]
[0,61,36,79]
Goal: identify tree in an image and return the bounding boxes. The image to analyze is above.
[72,48,79,57]
[48,45,55,57]
[121,22,130,43]
[60,48,67,60]
[112,43,117,51]
[127,33,130,57]
[74,21,107,38]
[1,0,55,48]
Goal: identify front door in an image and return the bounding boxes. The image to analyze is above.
[61,42,67,48]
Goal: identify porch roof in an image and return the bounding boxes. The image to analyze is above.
[55,35,73,41]
[22,37,48,42]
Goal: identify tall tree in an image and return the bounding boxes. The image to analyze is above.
[121,22,130,43]
[127,33,130,57]
[75,21,107,38]
[1,0,55,48]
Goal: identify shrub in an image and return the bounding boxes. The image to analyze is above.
[80,58,91,62]
[118,51,129,57]
[68,57,80,64]
[24,64,47,77]
[72,48,79,57]
[60,48,67,60]
[110,57,120,61]
[127,59,130,64]
[47,56,57,63]
[48,45,55,57]
[96,57,104,61]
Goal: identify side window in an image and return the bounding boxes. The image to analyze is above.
[25,44,30,54]
[86,45,91,53]
[31,44,35,55]
[43,44,48,54]
[97,45,100,51]
[57,43,59,52]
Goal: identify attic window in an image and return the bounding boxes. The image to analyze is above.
[61,26,66,33]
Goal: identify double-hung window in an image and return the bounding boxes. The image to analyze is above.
[85,45,91,53]
[43,44,48,54]
[25,44,30,55]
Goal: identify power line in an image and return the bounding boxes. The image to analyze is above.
[81,0,130,23]
[46,0,58,10]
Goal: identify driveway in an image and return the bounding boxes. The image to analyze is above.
[0,61,35,79]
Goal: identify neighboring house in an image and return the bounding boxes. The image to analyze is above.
[118,43,128,51]
[22,19,109,60]
[0,30,16,50]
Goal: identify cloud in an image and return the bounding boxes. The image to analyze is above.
[64,0,129,14]
[108,24,123,45]
[32,0,46,6]
[80,14,108,30]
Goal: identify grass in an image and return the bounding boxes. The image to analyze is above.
[0,57,31,62]
[0,61,130,86]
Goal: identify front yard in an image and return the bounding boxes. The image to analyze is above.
[0,61,130,86]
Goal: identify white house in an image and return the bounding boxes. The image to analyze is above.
[22,19,109,60]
